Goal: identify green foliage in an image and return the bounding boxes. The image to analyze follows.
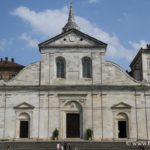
[86,128,93,140]
[52,128,59,140]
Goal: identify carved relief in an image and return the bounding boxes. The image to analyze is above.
[61,99,66,103]
[64,101,82,112]
[79,99,84,103]
[70,102,75,108]
[58,93,87,107]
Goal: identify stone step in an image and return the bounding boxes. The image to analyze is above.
[0,141,149,150]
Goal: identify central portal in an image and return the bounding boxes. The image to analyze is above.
[66,113,80,138]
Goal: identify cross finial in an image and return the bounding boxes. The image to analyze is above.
[62,0,80,32]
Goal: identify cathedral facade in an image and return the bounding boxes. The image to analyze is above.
[0,4,150,141]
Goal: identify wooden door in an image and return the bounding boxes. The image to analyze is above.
[66,113,80,138]
[20,121,29,138]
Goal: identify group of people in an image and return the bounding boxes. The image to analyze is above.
[56,142,77,150]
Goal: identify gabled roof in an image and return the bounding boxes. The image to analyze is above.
[39,28,107,50]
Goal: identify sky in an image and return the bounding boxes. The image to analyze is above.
[0,0,150,70]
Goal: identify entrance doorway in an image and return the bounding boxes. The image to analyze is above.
[118,121,127,138]
[18,113,30,139]
[66,113,80,138]
[20,121,29,138]
[116,113,129,139]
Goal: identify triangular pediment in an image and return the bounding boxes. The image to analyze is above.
[39,29,107,49]
[14,102,34,109]
[111,102,132,109]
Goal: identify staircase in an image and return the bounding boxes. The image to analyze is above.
[0,141,149,150]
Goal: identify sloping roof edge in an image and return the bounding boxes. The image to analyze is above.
[38,29,107,50]
[130,48,150,68]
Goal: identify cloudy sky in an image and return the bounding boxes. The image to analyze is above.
[0,0,150,69]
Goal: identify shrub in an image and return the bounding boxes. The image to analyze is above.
[86,128,93,140]
[52,128,59,140]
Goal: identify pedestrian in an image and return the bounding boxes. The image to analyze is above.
[74,146,78,150]
[68,143,71,150]
[63,142,67,150]
[61,145,64,150]
[56,143,60,150]
[139,146,145,150]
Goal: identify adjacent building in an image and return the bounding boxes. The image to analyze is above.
[0,57,24,81]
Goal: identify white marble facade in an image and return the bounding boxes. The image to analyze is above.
[0,5,150,142]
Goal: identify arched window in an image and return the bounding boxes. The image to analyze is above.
[82,57,92,78]
[56,57,66,78]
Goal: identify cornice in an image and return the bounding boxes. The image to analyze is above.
[0,85,149,91]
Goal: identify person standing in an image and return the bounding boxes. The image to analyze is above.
[74,146,78,150]
[68,143,71,150]
[61,145,64,150]
[56,143,60,150]
[63,142,67,150]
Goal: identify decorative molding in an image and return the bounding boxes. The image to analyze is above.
[6,94,11,96]
[58,94,87,97]
[79,99,84,103]
[61,100,66,103]
[48,94,55,96]
[58,93,87,105]
[60,98,86,104]
[0,85,149,91]
[14,102,34,109]
[102,93,107,96]
[135,94,141,96]
[39,29,107,50]
[39,94,45,96]
[111,102,132,109]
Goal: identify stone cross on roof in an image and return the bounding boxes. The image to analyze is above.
[62,0,80,32]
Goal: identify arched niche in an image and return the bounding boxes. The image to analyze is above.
[116,112,129,139]
[16,112,31,139]
[18,112,30,120]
